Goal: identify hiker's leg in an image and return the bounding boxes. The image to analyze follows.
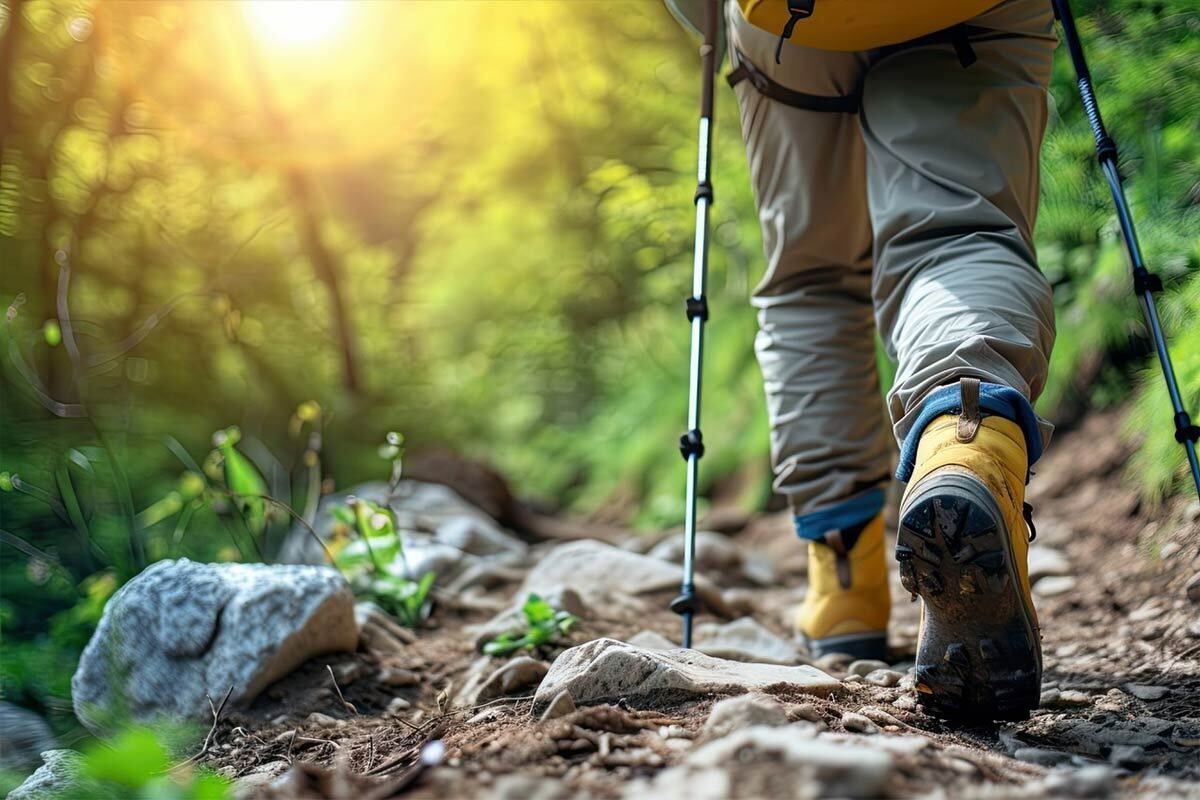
[726,2,890,524]
[862,0,1057,718]
[863,0,1057,459]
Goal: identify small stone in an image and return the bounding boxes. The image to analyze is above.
[471,657,549,705]
[892,694,917,712]
[1109,744,1147,769]
[539,690,576,721]
[1122,684,1168,702]
[815,652,854,673]
[1040,688,1061,708]
[703,694,788,740]
[330,661,363,685]
[678,726,892,798]
[304,712,339,728]
[378,667,422,687]
[386,697,411,714]
[1186,572,1200,603]
[841,712,878,735]
[846,659,890,678]
[1028,546,1071,582]
[859,707,904,729]
[787,703,822,723]
[1045,689,1091,708]
[873,735,932,755]
[532,639,838,714]
[862,669,903,688]
[1034,575,1077,597]
[1042,764,1114,798]
[1015,747,1071,767]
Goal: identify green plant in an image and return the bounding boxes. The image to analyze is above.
[330,498,435,628]
[483,593,579,656]
[78,726,232,799]
[328,432,435,628]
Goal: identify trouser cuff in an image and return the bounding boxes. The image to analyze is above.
[896,381,1044,483]
[794,487,886,541]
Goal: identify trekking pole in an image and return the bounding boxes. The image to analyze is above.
[670,0,719,648]
[1052,0,1200,499]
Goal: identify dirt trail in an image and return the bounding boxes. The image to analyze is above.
[208,412,1200,799]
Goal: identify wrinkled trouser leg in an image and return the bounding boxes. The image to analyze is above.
[864,0,1058,457]
[729,0,1057,521]
[727,3,892,523]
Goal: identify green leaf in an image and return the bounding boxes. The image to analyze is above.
[522,593,554,625]
[331,505,355,525]
[81,727,168,787]
[215,427,269,535]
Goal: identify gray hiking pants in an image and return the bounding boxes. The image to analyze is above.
[727,0,1058,517]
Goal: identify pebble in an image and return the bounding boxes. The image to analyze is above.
[787,703,822,723]
[1041,765,1114,798]
[1034,575,1077,597]
[815,652,854,673]
[1052,690,1092,708]
[304,712,339,729]
[892,694,917,712]
[386,697,412,714]
[862,669,903,688]
[1015,747,1071,767]
[1186,572,1200,604]
[841,712,878,735]
[846,659,890,678]
[378,667,422,687]
[1109,744,1147,769]
[539,690,576,721]
[330,661,363,685]
[1122,684,1168,702]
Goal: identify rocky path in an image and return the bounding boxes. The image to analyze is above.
[15,414,1197,799]
[197,411,1198,799]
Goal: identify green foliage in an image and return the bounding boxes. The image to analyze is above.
[483,593,578,656]
[330,496,435,628]
[75,727,232,799]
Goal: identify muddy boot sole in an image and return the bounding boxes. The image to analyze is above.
[897,473,1041,722]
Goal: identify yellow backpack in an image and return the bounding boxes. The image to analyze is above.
[742,0,1002,51]
[666,0,1003,54]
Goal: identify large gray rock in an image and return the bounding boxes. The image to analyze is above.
[0,704,55,770]
[6,750,91,800]
[72,559,357,733]
[640,726,892,799]
[693,617,802,665]
[520,541,731,616]
[532,638,837,714]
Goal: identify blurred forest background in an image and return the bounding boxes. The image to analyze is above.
[0,0,1197,775]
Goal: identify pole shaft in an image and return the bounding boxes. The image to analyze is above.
[677,0,719,647]
[1052,0,1200,497]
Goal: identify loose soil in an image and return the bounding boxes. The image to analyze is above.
[205,411,1200,799]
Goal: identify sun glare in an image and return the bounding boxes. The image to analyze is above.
[243,0,349,46]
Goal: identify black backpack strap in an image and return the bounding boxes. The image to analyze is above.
[727,49,860,113]
[873,24,1031,68]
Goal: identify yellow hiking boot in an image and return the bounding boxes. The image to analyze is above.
[797,512,891,660]
[897,378,1041,721]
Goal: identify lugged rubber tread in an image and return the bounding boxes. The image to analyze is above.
[898,474,1041,722]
